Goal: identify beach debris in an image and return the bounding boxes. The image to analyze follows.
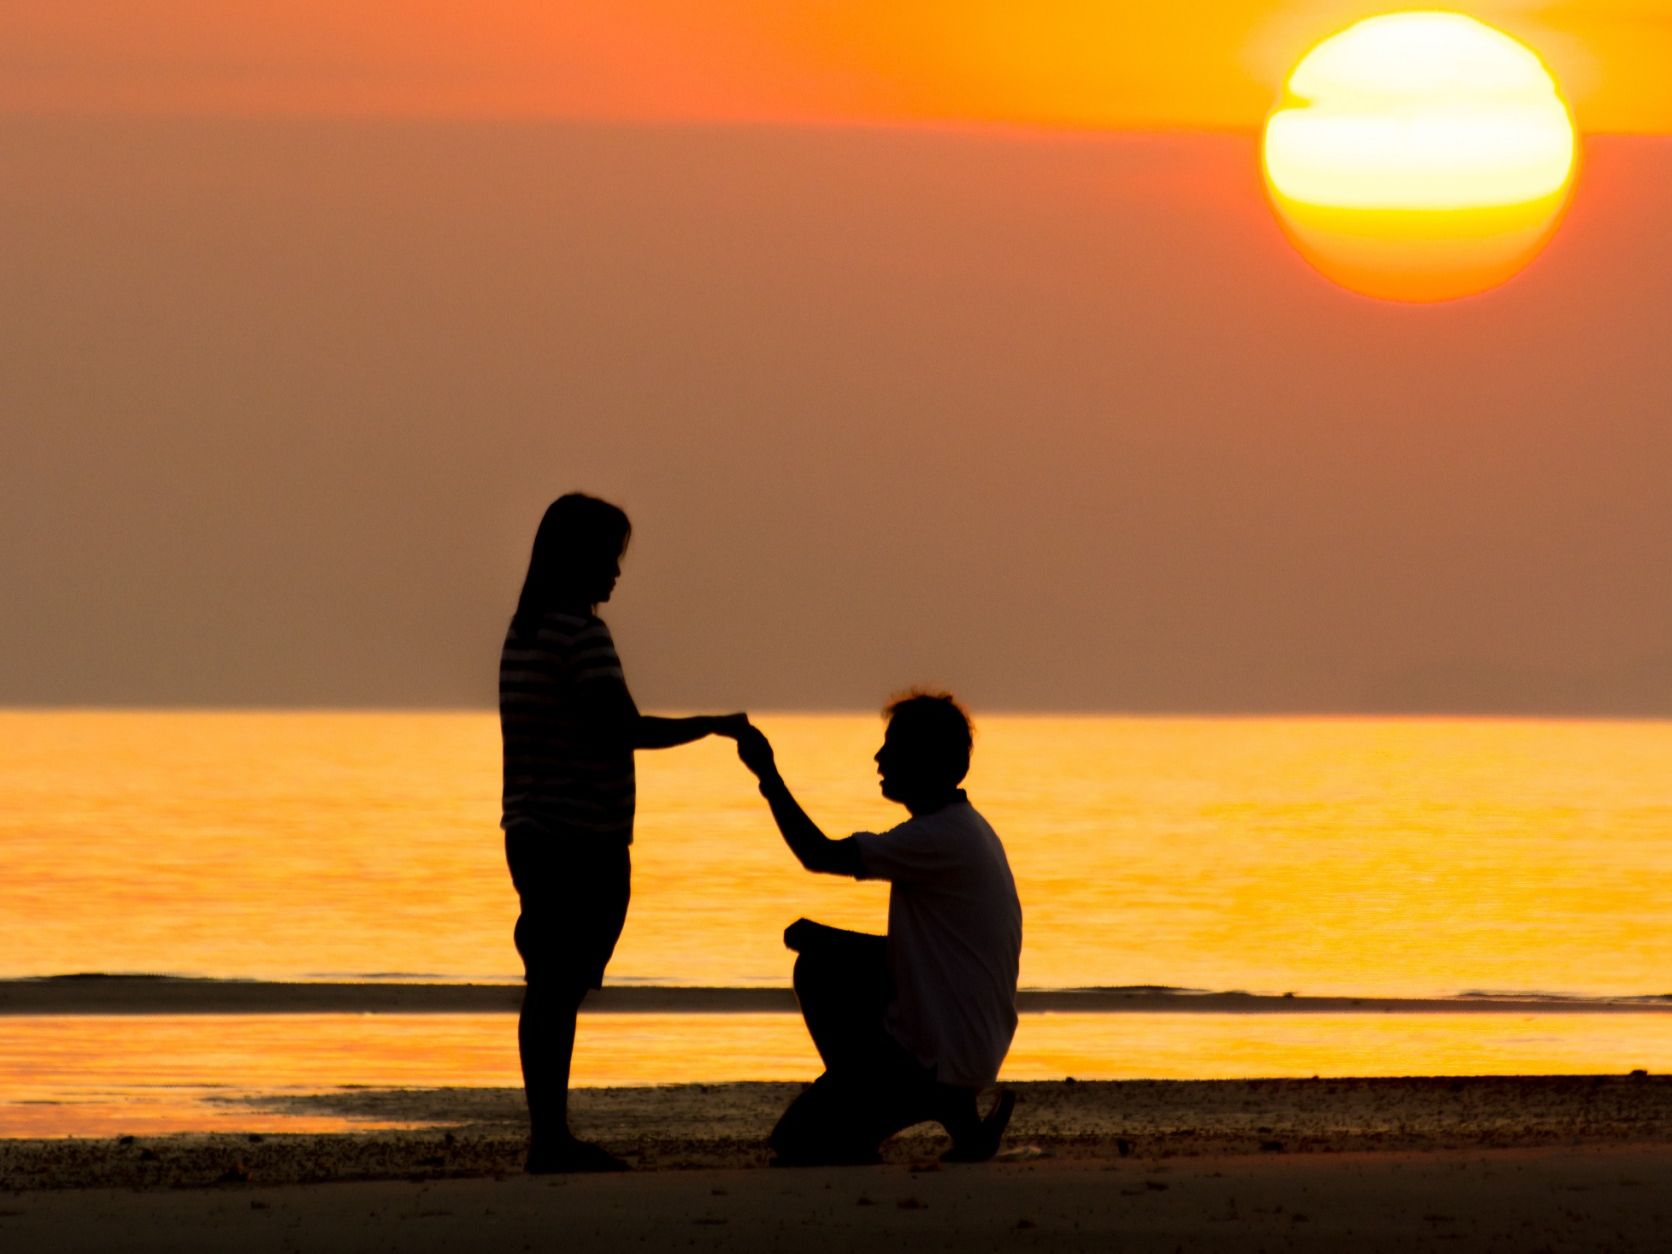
[996,1144,1050,1161]
[1015,1218,1036,1229]
[896,1196,927,1210]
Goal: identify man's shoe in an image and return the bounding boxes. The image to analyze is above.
[940,1088,1016,1164]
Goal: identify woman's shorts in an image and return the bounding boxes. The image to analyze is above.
[505,828,631,991]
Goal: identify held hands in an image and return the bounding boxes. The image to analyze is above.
[706,713,778,784]
[708,713,751,740]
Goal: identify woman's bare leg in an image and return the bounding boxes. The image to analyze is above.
[520,981,626,1172]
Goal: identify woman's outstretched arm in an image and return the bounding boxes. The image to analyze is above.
[633,713,748,750]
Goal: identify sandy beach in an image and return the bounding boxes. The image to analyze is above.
[2,1078,1668,1251]
[0,1149,1666,1253]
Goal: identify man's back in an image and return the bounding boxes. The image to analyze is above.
[853,794,1022,1090]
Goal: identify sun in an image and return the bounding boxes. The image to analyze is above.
[1262,12,1578,302]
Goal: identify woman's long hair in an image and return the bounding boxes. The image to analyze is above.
[511,493,632,638]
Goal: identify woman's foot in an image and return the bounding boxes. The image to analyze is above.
[525,1137,630,1174]
[940,1088,1016,1164]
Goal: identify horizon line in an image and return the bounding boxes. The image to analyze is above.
[2,703,1669,724]
[6,107,1669,143]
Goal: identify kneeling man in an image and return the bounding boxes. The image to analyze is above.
[735,692,1023,1165]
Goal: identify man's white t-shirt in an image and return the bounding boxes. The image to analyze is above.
[851,793,1022,1090]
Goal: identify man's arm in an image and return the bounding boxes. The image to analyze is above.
[736,726,865,878]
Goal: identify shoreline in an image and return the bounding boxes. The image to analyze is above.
[4,977,1669,1017]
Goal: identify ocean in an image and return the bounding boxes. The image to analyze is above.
[3,711,1669,1134]
[5,711,1668,996]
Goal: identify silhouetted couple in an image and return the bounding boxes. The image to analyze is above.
[500,494,1022,1172]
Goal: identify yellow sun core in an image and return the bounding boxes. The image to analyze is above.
[1262,12,1578,302]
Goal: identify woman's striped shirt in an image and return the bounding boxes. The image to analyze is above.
[499,609,637,844]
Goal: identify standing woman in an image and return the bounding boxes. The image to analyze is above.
[501,493,743,1173]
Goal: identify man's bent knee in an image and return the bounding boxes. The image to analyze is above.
[770,1075,885,1166]
[791,951,820,999]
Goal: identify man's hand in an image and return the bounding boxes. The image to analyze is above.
[737,730,859,877]
[736,724,778,782]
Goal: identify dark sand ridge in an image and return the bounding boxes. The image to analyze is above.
[3,1077,1668,1190]
[5,977,1670,1016]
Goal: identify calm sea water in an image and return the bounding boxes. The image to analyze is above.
[4,711,1669,1134]
[3,711,1669,998]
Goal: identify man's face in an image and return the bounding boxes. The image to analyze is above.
[874,721,919,803]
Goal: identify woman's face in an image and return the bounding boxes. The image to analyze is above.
[575,547,623,606]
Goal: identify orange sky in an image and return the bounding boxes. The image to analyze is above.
[4,3,1670,714]
[4,1,1670,133]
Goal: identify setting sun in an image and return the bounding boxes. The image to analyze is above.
[1263,11,1578,302]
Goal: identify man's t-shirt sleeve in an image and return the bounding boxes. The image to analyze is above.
[851,818,956,883]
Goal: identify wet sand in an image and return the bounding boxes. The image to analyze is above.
[3,1075,1667,1189]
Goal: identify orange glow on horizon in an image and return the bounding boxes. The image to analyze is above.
[1,2,1669,136]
